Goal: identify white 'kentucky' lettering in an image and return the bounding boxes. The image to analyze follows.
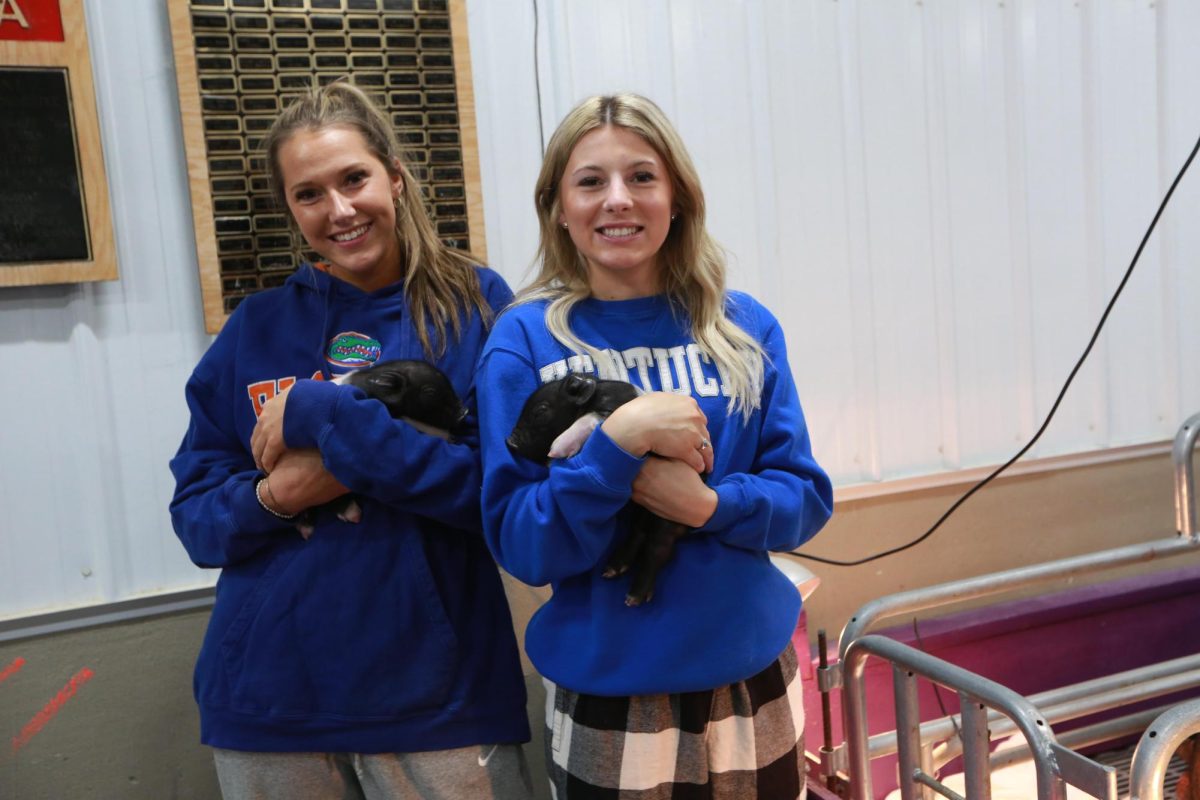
[539,344,728,397]
[621,347,655,390]
[539,354,595,383]
[686,344,723,397]
[595,349,629,382]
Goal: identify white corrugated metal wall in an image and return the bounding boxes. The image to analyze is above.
[1,0,1198,620]
[0,1,212,620]
[471,0,1200,483]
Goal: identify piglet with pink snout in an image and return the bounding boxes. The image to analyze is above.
[506,374,696,606]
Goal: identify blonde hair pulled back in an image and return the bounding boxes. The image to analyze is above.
[262,80,490,357]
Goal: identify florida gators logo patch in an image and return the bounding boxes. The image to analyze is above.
[326,332,382,367]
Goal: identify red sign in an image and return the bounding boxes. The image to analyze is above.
[0,0,65,43]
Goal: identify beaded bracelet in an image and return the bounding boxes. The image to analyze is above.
[255,477,296,520]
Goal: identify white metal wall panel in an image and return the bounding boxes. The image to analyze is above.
[1090,2,1166,447]
[1162,1,1200,428]
[932,1,1025,467]
[470,0,1200,485]
[86,0,210,604]
[1020,0,1096,454]
[0,0,214,620]
[850,3,943,480]
[2,0,1200,620]
[759,1,868,478]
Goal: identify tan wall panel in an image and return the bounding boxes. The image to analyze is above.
[800,453,1184,645]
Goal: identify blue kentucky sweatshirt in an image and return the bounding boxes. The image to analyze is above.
[478,292,834,697]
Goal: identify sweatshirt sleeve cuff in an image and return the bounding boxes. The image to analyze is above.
[695,481,746,533]
[576,425,645,492]
[230,475,296,534]
[283,379,343,449]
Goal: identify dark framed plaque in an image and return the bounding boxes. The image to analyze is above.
[0,67,90,263]
[0,0,117,286]
[168,0,487,334]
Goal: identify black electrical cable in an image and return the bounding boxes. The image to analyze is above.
[791,127,1200,568]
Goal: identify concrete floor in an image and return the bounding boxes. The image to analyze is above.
[0,598,552,800]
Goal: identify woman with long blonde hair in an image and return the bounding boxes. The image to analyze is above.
[170,82,531,799]
[478,93,833,799]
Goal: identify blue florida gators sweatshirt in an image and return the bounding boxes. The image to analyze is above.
[478,292,834,696]
[170,264,529,752]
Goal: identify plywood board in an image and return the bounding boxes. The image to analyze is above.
[168,0,487,334]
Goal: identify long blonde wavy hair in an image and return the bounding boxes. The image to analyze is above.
[262,81,490,357]
[521,93,764,419]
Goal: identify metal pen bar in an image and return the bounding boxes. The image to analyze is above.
[1052,742,1119,800]
[1173,412,1200,537]
[843,413,1200,662]
[819,628,838,792]
[839,535,1200,663]
[930,665,1200,769]
[919,741,938,800]
[913,771,965,800]
[988,707,1169,772]
[894,663,922,800]
[1129,698,1200,800]
[839,413,1199,797]
[844,635,1087,800]
[959,694,992,800]
[866,652,1200,760]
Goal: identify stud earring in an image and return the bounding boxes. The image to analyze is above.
[561,222,569,229]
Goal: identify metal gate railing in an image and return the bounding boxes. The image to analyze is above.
[843,634,1117,800]
[818,412,1200,797]
[1128,698,1200,800]
[1174,412,1200,537]
[928,653,1200,774]
[826,534,1200,795]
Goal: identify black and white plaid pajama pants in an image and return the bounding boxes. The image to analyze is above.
[542,645,806,800]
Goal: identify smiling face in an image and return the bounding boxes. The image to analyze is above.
[558,125,675,299]
[278,125,405,293]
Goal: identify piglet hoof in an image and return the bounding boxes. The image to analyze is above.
[625,591,652,607]
[337,500,362,524]
[602,562,630,578]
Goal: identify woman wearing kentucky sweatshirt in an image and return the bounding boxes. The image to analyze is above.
[478,94,834,800]
[169,83,531,799]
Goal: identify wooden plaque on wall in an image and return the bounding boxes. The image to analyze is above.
[167,0,487,334]
[0,0,118,286]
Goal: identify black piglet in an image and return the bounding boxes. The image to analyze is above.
[506,374,691,606]
[291,359,466,537]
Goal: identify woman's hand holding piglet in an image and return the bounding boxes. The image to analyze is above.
[251,386,292,472]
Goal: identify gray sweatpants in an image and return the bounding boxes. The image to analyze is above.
[213,744,534,800]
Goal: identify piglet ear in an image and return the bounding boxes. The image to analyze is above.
[563,374,598,406]
[368,370,406,392]
[548,413,602,458]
